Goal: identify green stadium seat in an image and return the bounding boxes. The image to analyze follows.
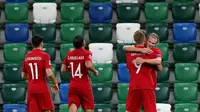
[173,0,194,2]
[116,43,134,63]
[61,24,84,43]
[34,0,56,2]
[3,64,23,83]
[117,3,140,23]
[117,83,129,103]
[118,104,144,112]
[60,43,74,62]
[2,84,26,104]
[62,0,82,2]
[5,3,28,23]
[155,43,168,62]
[157,62,170,83]
[89,24,112,43]
[90,64,113,83]
[174,103,198,112]
[175,63,199,82]
[92,83,112,103]
[60,72,71,83]
[174,83,198,103]
[59,104,83,112]
[48,83,56,101]
[145,3,168,23]
[172,2,195,22]
[42,43,56,62]
[32,24,56,43]
[4,43,27,64]
[146,23,168,42]
[90,0,111,2]
[145,0,165,2]
[61,3,84,23]
[155,83,170,103]
[94,104,112,112]
[173,43,196,62]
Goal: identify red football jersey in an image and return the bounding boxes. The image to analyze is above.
[63,48,92,90]
[126,45,157,90]
[22,49,51,93]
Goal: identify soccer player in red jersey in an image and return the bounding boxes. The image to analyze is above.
[125,30,162,112]
[21,36,59,112]
[61,35,98,112]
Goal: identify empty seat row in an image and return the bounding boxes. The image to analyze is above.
[4,23,197,43]
[3,2,199,24]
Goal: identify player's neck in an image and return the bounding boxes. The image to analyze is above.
[136,44,144,47]
[33,47,42,50]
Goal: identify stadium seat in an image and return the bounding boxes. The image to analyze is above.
[118,83,129,103]
[62,0,82,2]
[89,24,112,43]
[3,63,23,83]
[145,3,168,23]
[61,24,84,43]
[116,43,134,63]
[157,62,170,83]
[89,2,112,23]
[155,83,170,103]
[48,83,56,101]
[34,0,56,2]
[59,83,69,104]
[174,103,198,112]
[92,83,112,103]
[90,64,113,83]
[94,104,112,112]
[32,24,56,43]
[3,104,27,112]
[146,23,168,42]
[61,3,84,23]
[173,43,196,62]
[116,0,138,3]
[5,3,28,23]
[89,43,113,63]
[60,71,71,83]
[117,3,140,23]
[117,104,144,112]
[5,24,29,43]
[173,23,196,43]
[172,2,195,22]
[155,43,169,62]
[4,43,27,64]
[60,43,74,61]
[116,23,140,43]
[2,84,26,103]
[59,104,83,112]
[175,63,199,82]
[145,0,165,1]
[6,0,27,3]
[118,63,130,83]
[156,103,171,112]
[42,43,56,62]
[174,0,194,2]
[33,3,57,24]
[90,0,111,2]
[174,83,198,103]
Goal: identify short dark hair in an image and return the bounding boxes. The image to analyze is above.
[31,35,43,48]
[73,35,84,49]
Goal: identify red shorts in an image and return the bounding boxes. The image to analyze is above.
[68,87,94,109]
[27,92,54,112]
[126,90,156,112]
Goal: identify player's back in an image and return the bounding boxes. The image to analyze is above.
[23,49,50,93]
[66,48,92,89]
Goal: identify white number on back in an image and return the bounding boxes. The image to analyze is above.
[28,63,38,80]
[134,63,142,74]
[70,62,83,78]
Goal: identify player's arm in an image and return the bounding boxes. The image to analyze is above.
[85,52,98,76]
[143,57,162,65]
[123,45,153,54]
[21,60,28,80]
[156,64,163,71]
[61,53,69,73]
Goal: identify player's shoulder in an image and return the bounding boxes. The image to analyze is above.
[152,47,161,52]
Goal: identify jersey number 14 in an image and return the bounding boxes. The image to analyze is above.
[70,62,83,78]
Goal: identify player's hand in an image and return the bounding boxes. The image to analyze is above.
[132,57,145,64]
[51,83,59,93]
[93,70,99,76]
[141,48,153,54]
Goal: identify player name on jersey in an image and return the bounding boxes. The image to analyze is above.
[131,52,146,56]
[68,56,84,60]
[25,57,42,61]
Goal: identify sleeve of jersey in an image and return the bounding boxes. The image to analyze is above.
[45,54,52,69]
[22,60,27,73]
[85,52,92,62]
[155,49,163,62]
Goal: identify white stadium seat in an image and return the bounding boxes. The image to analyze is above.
[156,103,171,112]
[33,3,57,24]
[116,23,140,43]
[116,0,138,3]
[89,43,113,64]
